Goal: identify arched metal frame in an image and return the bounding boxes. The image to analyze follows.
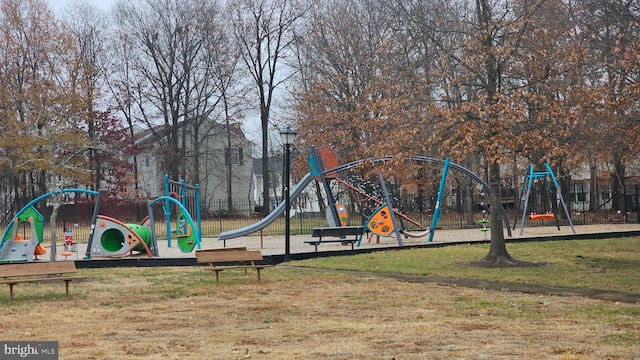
[323,156,513,237]
[148,196,201,251]
[219,155,514,241]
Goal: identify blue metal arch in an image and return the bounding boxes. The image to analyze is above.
[148,196,201,250]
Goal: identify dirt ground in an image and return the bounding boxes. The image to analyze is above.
[2,266,639,360]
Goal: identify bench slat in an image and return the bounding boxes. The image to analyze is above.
[1,261,78,278]
[0,276,85,285]
[196,250,263,264]
[202,265,269,271]
[195,248,271,284]
[311,226,363,238]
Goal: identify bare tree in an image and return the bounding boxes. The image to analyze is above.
[62,0,113,191]
[112,0,233,183]
[568,0,640,212]
[229,0,309,215]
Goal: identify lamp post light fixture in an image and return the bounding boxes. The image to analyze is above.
[280,125,297,262]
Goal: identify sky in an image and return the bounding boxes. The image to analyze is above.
[48,0,114,14]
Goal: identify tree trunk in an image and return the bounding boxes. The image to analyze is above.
[49,192,61,262]
[482,160,514,264]
[589,164,598,211]
[612,156,625,212]
[261,116,270,216]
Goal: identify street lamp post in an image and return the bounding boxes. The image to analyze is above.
[280,125,297,262]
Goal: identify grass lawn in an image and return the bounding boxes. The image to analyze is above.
[290,237,640,294]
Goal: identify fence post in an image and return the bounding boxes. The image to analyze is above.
[218,199,223,235]
[299,206,303,234]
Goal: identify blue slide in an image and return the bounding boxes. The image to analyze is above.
[218,172,314,240]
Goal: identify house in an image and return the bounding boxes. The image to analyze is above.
[133,120,254,214]
[251,155,322,216]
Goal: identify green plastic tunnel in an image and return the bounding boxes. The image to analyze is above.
[100,224,152,253]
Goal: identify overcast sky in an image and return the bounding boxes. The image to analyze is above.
[48,0,114,14]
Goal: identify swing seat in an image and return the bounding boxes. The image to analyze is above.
[529,213,554,221]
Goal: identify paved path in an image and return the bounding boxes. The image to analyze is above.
[55,223,640,260]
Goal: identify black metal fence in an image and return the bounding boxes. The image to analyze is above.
[197,197,639,238]
[3,195,638,246]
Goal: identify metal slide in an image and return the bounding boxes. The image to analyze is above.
[218,172,314,240]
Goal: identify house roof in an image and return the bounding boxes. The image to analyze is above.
[133,119,251,148]
[252,157,283,176]
[252,152,302,176]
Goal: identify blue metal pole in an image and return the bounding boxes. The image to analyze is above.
[164,175,172,247]
[429,158,450,242]
[519,165,535,235]
[195,183,201,248]
[545,164,576,234]
[149,196,200,250]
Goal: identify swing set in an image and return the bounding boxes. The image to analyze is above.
[514,164,576,235]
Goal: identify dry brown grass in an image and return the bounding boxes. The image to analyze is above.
[1,266,639,359]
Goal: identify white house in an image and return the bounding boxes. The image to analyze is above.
[251,155,323,216]
[133,120,254,214]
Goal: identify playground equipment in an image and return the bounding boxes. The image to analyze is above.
[308,145,344,227]
[87,215,155,257]
[427,157,450,242]
[147,195,201,253]
[87,179,201,257]
[359,174,405,246]
[2,206,45,245]
[478,192,490,240]
[79,190,158,258]
[0,217,40,263]
[359,159,451,246]
[310,145,432,240]
[88,193,201,257]
[219,146,513,248]
[163,176,201,248]
[514,164,575,235]
[0,189,99,262]
[0,184,202,261]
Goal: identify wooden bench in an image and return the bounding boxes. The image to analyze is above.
[303,226,364,252]
[195,247,274,284]
[0,261,86,301]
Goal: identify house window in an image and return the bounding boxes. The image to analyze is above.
[145,157,150,167]
[225,147,244,166]
[570,184,587,202]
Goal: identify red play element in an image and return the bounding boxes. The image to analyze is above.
[529,213,554,221]
[318,146,342,179]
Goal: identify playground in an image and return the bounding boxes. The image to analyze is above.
[0,176,202,264]
[1,146,639,358]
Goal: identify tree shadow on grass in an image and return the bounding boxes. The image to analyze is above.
[466,256,548,268]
